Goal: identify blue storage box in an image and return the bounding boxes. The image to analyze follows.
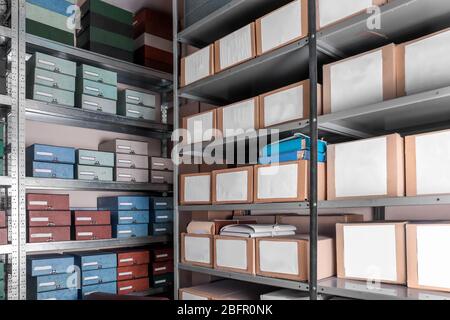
[149,223,173,236]
[28,254,75,276]
[150,197,173,210]
[28,273,73,292]
[81,268,117,286]
[97,196,150,211]
[262,135,328,157]
[111,211,149,225]
[27,161,74,179]
[259,150,327,165]
[33,288,78,300]
[150,210,173,223]
[73,252,117,271]
[113,224,148,238]
[81,281,117,299]
[27,0,74,16]
[26,144,76,164]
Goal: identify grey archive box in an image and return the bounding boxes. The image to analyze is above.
[115,153,149,169]
[115,168,149,183]
[76,149,115,167]
[77,165,114,181]
[118,103,156,121]
[99,139,149,156]
[150,170,173,184]
[118,89,157,107]
[77,94,117,115]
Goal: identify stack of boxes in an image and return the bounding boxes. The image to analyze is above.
[0,211,6,245]
[27,194,71,243]
[116,249,150,295]
[27,52,76,108]
[0,122,4,175]
[76,148,114,182]
[27,255,78,300]
[133,8,173,73]
[26,144,75,180]
[98,196,149,239]
[26,0,76,46]
[75,252,117,299]
[150,157,174,185]
[73,210,112,241]
[150,247,174,289]
[118,89,160,122]
[0,261,4,300]
[149,197,173,237]
[77,0,134,62]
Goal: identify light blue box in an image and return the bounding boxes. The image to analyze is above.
[34,288,78,300]
[258,150,327,165]
[262,135,328,157]
[76,149,115,167]
[27,254,75,276]
[111,211,149,225]
[27,161,74,179]
[27,144,76,164]
[113,224,148,238]
[29,273,73,292]
[73,252,117,271]
[81,268,117,286]
[76,165,113,181]
[26,0,75,16]
[81,281,116,299]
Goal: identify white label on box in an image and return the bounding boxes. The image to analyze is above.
[118,160,132,164]
[155,267,167,272]
[39,282,56,287]
[155,202,167,206]
[127,95,140,102]
[319,0,373,28]
[184,175,210,202]
[30,217,49,222]
[343,225,397,281]
[405,30,450,95]
[119,202,133,206]
[417,225,450,289]
[415,131,450,195]
[80,171,95,176]
[335,137,387,197]
[182,292,208,300]
[38,59,55,67]
[330,49,383,112]
[84,276,99,281]
[36,151,53,157]
[35,169,52,173]
[157,216,169,219]
[85,86,100,92]
[119,286,133,291]
[118,230,132,234]
[84,71,99,77]
[128,109,141,114]
[84,100,99,107]
[82,262,98,267]
[216,239,248,270]
[37,75,55,82]
[31,233,52,238]
[156,254,168,259]
[34,266,52,271]
[187,112,214,144]
[119,272,133,276]
[260,0,302,53]
[36,91,53,98]
[155,280,166,284]
[216,171,248,202]
[117,146,131,150]
[257,164,298,199]
[264,84,303,127]
[81,156,96,161]
[185,46,211,85]
[185,236,211,264]
[29,201,48,206]
[119,258,133,263]
[119,217,134,221]
[259,240,299,275]
[155,228,167,232]
[78,232,93,236]
[222,99,256,138]
[219,24,253,70]
[77,217,92,221]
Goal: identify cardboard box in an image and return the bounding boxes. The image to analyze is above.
[117,265,149,281]
[28,211,71,227]
[254,160,326,203]
[323,44,397,114]
[152,248,173,262]
[277,214,364,238]
[336,222,406,284]
[259,80,322,128]
[327,134,404,200]
[181,45,214,87]
[117,278,149,295]
[0,211,5,228]
[256,235,335,281]
[26,193,70,211]
[0,228,6,245]
[74,211,111,226]
[182,109,218,145]
[115,168,149,183]
[212,167,254,204]
[405,129,450,196]
[187,220,237,235]
[317,0,387,29]
[117,250,150,267]
[179,280,269,300]
[116,154,149,169]
[152,261,174,276]
[406,222,450,292]
[181,233,214,268]
[151,157,173,171]
[214,236,255,274]
[214,23,256,73]
[28,227,71,243]
[74,225,112,241]
[397,28,450,97]
[217,98,259,138]
[179,173,211,205]
[256,0,308,55]
[99,139,149,156]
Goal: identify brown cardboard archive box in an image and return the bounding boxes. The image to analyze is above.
[181,233,214,268]
[327,134,404,200]
[254,160,326,203]
[336,222,407,284]
[212,167,254,204]
[186,221,237,236]
[214,236,256,275]
[179,280,271,300]
[323,43,397,114]
[217,98,259,138]
[405,129,450,197]
[182,109,218,145]
[179,172,211,205]
[181,44,214,87]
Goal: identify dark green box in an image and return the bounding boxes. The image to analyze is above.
[0,141,4,158]
[0,262,4,281]
[77,41,133,62]
[77,26,133,52]
[81,0,133,25]
[26,19,75,46]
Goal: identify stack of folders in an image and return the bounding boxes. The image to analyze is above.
[219,224,297,238]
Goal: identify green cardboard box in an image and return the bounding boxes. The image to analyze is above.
[0,262,4,281]
[76,94,117,115]
[28,52,77,77]
[28,68,76,92]
[77,65,117,87]
[26,2,75,34]
[27,84,75,107]
[26,19,75,46]
[76,78,118,101]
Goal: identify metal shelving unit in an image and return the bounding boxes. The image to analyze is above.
[173,0,450,301]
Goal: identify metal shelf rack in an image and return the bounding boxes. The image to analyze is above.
[173,0,450,301]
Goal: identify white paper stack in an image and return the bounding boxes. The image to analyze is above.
[220,224,296,238]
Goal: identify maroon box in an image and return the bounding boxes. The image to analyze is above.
[74,225,111,241]
[134,47,172,73]
[26,194,70,210]
[117,265,149,281]
[0,211,6,228]
[151,248,173,262]
[152,261,173,276]
[133,8,172,40]
[28,211,71,227]
[150,170,173,184]
[117,278,149,295]
[0,228,7,245]
[150,157,173,171]
[74,211,111,226]
[28,227,71,243]
[117,250,150,267]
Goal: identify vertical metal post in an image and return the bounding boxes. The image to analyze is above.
[308,0,319,301]
[172,0,180,300]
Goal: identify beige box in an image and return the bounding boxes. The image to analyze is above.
[397,28,450,97]
[277,214,364,238]
[179,173,211,205]
[181,233,214,268]
[99,139,149,156]
[256,0,308,55]
[256,235,335,281]
[115,168,149,183]
[214,23,256,73]
[317,0,388,29]
[336,222,407,284]
[187,220,237,235]
[179,280,270,300]
[327,134,404,200]
[407,222,450,292]
[259,80,322,128]
[323,44,397,114]
[405,129,450,196]
[217,98,259,138]
[182,109,218,145]
[214,236,256,275]
[254,160,326,203]
[212,167,254,205]
[181,44,214,87]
